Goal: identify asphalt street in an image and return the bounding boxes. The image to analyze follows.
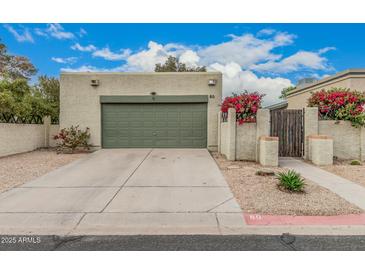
[1,234,365,251]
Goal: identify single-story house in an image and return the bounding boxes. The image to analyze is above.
[286,69,365,109]
[60,72,222,151]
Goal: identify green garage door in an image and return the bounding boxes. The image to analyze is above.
[102,103,207,148]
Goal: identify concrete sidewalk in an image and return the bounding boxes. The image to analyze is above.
[280,158,365,210]
[0,149,244,235]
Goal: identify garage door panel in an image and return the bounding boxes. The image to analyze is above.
[102,102,207,148]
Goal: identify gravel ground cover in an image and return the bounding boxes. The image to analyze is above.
[212,152,362,216]
[0,149,86,193]
[322,160,365,188]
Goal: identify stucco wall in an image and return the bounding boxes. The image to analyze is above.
[236,123,256,161]
[60,72,222,150]
[318,120,363,160]
[287,78,351,109]
[220,122,228,156]
[49,124,60,147]
[0,124,45,157]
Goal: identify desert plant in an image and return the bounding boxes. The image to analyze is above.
[350,160,361,165]
[276,170,305,192]
[53,125,91,153]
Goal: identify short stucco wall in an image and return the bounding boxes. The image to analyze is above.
[0,124,45,157]
[60,72,222,150]
[0,119,59,158]
[318,120,365,160]
[236,123,257,161]
[49,124,60,147]
[218,108,272,163]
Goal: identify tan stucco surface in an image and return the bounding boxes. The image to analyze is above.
[60,72,222,150]
[318,120,363,160]
[287,78,352,109]
[0,124,45,157]
[287,70,365,109]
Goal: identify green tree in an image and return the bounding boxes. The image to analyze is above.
[280,86,296,99]
[155,56,206,72]
[34,75,60,122]
[0,40,37,80]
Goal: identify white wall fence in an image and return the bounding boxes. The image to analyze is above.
[218,108,278,166]
[0,116,59,158]
[304,107,365,161]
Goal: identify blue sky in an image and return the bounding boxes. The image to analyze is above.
[1,23,365,105]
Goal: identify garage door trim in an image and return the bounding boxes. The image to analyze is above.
[100,95,208,104]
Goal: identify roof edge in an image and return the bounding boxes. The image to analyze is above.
[287,68,365,96]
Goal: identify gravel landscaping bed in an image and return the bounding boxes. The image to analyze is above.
[212,152,362,216]
[0,149,86,193]
[322,160,365,188]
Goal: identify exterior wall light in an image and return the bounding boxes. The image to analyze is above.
[90,79,100,86]
[208,79,217,86]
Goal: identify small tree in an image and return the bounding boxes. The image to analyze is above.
[155,56,206,72]
[0,40,37,80]
[279,86,296,99]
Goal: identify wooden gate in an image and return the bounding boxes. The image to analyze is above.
[270,109,304,157]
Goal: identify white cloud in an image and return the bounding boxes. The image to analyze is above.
[124,41,170,71]
[51,57,78,64]
[4,25,34,43]
[92,47,131,61]
[251,48,334,73]
[318,47,336,54]
[35,24,75,40]
[257,28,276,36]
[61,65,123,72]
[78,28,87,37]
[71,43,97,52]
[210,62,292,106]
[179,50,200,67]
[198,32,295,68]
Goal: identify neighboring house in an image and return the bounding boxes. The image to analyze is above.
[265,100,288,111]
[60,72,222,151]
[286,69,365,109]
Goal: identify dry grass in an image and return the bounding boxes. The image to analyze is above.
[212,152,362,216]
[0,149,86,193]
[322,160,365,188]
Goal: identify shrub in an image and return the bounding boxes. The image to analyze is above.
[350,160,361,165]
[221,91,265,125]
[308,88,365,127]
[276,170,305,192]
[53,125,91,153]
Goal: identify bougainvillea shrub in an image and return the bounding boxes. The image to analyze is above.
[307,88,365,127]
[221,92,265,124]
[53,125,91,153]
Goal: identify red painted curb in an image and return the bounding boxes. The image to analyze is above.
[244,213,365,226]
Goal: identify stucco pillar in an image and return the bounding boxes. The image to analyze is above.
[43,116,51,148]
[256,109,270,162]
[217,111,222,154]
[361,127,365,161]
[304,107,319,160]
[226,108,236,161]
[309,135,333,166]
[259,136,279,167]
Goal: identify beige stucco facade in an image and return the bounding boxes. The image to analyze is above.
[60,72,222,150]
[287,69,365,109]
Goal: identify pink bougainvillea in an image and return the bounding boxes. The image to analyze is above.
[221,92,265,125]
[307,88,365,127]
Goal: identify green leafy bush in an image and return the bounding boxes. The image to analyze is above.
[276,170,305,192]
[350,160,361,165]
[53,125,91,153]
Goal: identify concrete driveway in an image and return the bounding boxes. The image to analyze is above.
[0,149,244,235]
